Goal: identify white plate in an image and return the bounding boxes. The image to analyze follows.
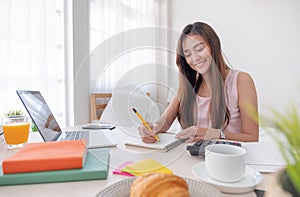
[97,177,223,197]
[192,162,263,194]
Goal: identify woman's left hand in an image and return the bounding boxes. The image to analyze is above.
[175,126,203,142]
[175,126,220,142]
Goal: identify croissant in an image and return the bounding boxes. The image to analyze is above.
[130,173,190,197]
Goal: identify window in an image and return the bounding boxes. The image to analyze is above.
[89,0,159,93]
[0,0,66,126]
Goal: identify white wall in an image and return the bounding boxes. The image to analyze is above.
[167,0,300,120]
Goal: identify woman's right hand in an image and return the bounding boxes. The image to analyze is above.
[138,122,160,143]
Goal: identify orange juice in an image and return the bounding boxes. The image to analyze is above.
[3,123,30,144]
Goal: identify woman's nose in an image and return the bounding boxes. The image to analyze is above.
[191,52,200,62]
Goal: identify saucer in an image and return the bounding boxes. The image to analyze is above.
[192,162,263,194]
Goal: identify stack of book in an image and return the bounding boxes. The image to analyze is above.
[0,140,110,185]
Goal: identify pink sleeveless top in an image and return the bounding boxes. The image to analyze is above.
[195,70,241,133]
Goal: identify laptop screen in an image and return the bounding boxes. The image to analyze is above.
[16,90,62,142]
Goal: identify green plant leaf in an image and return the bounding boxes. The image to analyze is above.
[4,109,25,117]
[248,103,300,195]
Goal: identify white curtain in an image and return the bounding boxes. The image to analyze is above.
[89,0,159,93]
[0,0,66,126]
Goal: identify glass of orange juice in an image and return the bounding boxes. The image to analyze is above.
[2,116,30,149]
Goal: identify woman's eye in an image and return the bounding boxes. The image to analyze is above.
[185,53,191,58]
[196,48,204,52]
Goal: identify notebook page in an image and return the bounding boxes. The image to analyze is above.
[116,127,183,151]
[125,133,184,151]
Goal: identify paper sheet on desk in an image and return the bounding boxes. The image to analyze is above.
[121,158,172,176]
[242,141,286,173]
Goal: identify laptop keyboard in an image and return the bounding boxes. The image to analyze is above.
[64,131,89,141]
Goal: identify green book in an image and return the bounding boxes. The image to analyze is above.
[0,148,110,186]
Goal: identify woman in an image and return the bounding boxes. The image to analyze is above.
[139,22,258,143]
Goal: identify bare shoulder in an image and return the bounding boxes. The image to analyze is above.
[237,71,255,87]
[237,71,257,98]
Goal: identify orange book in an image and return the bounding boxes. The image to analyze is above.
[2,140,87,174]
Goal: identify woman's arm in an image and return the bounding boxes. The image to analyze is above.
[223,72,259,142]
[230,72,259,141]
[155,95,180,132]
[139,95,180,143]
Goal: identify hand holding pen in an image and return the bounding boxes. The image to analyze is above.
[132,108,160,143]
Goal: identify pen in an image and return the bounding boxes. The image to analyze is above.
[132,108,160,142]
[109,126,116,130]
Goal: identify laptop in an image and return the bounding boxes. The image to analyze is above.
[16,90,116,148]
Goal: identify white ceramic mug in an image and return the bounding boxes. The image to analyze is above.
[205,144,247,183]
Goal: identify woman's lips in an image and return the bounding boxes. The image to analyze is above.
[195,60,205,67]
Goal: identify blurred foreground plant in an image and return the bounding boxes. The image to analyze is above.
[269,105,300,196]
[248,104,300,196]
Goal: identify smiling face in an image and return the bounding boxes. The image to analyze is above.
[182,35,212,75]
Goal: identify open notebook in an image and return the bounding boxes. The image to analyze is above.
[125,133,184,152]
[116,127,184,152]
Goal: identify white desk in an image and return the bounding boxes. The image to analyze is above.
[0,129,275,197]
